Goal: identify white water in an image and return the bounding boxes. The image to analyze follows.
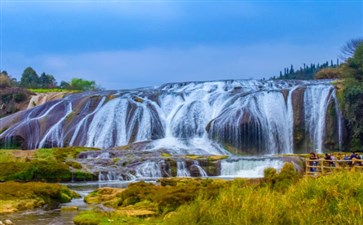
[38,101,73,148]
[304,84,334,153]
[135,161,163,178]
[177,161,191,177]
[69,96,107,146]
[220,158,284,178]
[193,161,208,177]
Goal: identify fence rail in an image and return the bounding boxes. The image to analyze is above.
[305,158,363,176]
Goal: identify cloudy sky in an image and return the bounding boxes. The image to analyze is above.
[1,1,362,90]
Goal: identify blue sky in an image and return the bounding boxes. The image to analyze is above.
[1,1,362,89]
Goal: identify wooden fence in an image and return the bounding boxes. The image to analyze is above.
[305,158,363,176]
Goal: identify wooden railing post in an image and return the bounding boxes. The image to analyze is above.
[320,159,324,175]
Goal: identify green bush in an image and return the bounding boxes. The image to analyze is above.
[13,93,26,102]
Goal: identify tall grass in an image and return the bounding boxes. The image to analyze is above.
[165,170,363,225]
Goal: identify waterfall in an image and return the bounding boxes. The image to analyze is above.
[304,84,334,153]
[193,161,208,177]
[177,161,191,177]
[69,96,106,146]
[332,90,343,150]
[0,79,342,154]
[135,161,163,178]
[220,157,284,178]
[38,100,73,148]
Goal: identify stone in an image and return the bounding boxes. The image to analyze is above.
[4,219,13,225]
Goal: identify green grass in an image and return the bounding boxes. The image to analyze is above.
[73,210,163,225]
[35,146,100,161]
[0,151,16,163]
[28,88,79,93]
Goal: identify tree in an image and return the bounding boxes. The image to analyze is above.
[39,72,57,88]
[0,72,11,88]
[59,81,70,89]
[69,78,96,91]
[20,67,39,88]
[340,38,363,61]
[340,41,363,147]
[346,42,363,81]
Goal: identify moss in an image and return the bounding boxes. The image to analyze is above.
[73,210,163,225]
[113,158,120,164]
[0,181,78,213]
[66,160,83,169]
[35,146,100,162]
[184,155,201,160]
[61,206,79,211]
[133,97,144,103]
[66,111,76,123]
[207,155,228,161]
[0,159,72,182]
[0,126,8,135]
[85,187,125,207]
[73,171,96,181]
[73,210,103,225]
[161,153,172,158]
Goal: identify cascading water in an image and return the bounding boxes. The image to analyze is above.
[303,84,335,153]
[193,161,208,177]
[135,161,163,178]
[38,101,73,148]
[220,157,284,178]
[0,79,342,156]
[177,161,191,177]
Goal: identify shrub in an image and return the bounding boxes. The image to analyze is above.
[0,73,11,88]
[13,93,26,102]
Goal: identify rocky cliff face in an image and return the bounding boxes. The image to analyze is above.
[0,87,69,118]
[0,87,33,118]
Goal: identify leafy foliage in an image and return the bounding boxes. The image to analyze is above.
[339,41,363,147]
[1,67,101,91]
[0,72,11,88]
[69,78,97,91]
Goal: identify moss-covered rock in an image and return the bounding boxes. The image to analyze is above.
[0,181,79,214]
